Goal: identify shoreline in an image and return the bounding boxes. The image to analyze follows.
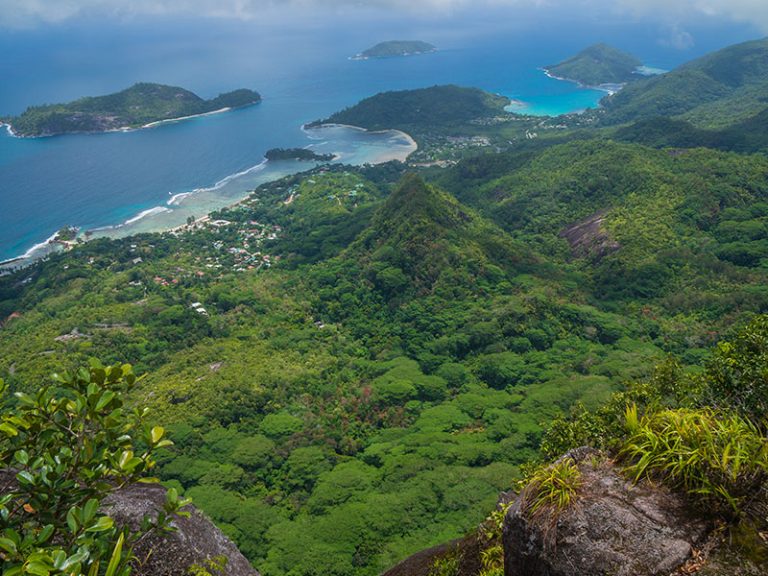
[349,49,437,61]
[0,122,418,271]
[1,103,252,139]
[140,107,232,129]
[303,122,419,152]
[541,68,624,96]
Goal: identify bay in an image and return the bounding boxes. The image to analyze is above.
[0,13,758,263]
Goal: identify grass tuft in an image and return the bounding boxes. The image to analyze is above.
[620,406,768,516]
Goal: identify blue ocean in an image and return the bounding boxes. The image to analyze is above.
[0,11,759,263]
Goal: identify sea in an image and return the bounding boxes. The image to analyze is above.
[0,9,760,265]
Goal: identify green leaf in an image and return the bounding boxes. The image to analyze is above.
[13,450,29,466]
[24,561,53,576]
[15,471,35,486]
[96,391,116,412]
[150,426,165,444]
[85,516,114,532]
[36,525,54,545]
[0,536,17,554]
[118,450,133,470]
[104,532,125,576]
[66,507,79,533]
[82,499,99,524]
[52,551,67,570]
[0,422,19,437]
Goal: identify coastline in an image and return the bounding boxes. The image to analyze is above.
[140,107,232,129]
[0,122,418,271]
[1,103,251,139]
[349,49,437,61]
[303,122,418,153]
[541,68,624,96]
[1,122,16,137]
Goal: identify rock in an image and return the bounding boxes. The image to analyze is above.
[503,449,710,576]
[0,469,256,576]
[381,533,483,576]
[102,483,258,576]
[560,210,620,261]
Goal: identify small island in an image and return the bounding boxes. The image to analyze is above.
[264,148,335,162]
[544,43,643,88]
[352,40,437,60]
[3,83,261,137]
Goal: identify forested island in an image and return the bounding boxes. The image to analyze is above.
[544,43,642,86]
[352,40,437,60]
[3,82,261,137]
[3,37,768,576]
[310,85,510,134]
[265,148,336,162]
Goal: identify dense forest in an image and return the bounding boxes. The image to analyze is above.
[2,36,768,576]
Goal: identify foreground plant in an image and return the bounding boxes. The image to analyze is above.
[621,405,768,516]
[0,360,186,576]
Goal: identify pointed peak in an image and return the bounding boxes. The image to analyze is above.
[377,173,466,230]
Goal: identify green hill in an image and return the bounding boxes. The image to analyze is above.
[601,37,768,126]
[354,40,436,59]
[345,173,537,298]
[6,82,261,137]
[311,85,510,134]
[544,43,643,86]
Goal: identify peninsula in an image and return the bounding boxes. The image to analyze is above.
[352,40,437,60]
[3,83,261,137]
[544,43,642,87]
[265,148,336,162]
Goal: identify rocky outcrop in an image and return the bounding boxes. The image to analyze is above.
[0,468,257,576]
[560,211,620,261]
[503,449,710,576]
[381,533,484,576]
[103,483,258,576]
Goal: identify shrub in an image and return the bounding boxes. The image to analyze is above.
[0,360,185,576]
[621,406,768,515]
[702,315,768,426]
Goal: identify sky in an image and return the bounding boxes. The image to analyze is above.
[2,0,768,32]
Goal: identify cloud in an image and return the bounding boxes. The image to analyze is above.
[1,0,768,30]
[659,24,695,49]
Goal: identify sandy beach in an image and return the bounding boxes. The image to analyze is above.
[1,106,236,139]
[542,68,625,95]
[140,107,232,129]
[304,123,418,162]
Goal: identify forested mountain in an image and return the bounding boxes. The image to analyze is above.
[2,37,768,576]
[544,43,642,85]
[601,37,768,127]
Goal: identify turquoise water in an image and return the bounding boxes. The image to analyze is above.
[0,15,759,263]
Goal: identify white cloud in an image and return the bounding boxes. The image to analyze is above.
[1,0,767,30]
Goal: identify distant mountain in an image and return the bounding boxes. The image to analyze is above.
[544,43,643,86]
[353,40,436,60]
[311,85,509,134]
[601,37,768,127]
[5,83,261,137]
